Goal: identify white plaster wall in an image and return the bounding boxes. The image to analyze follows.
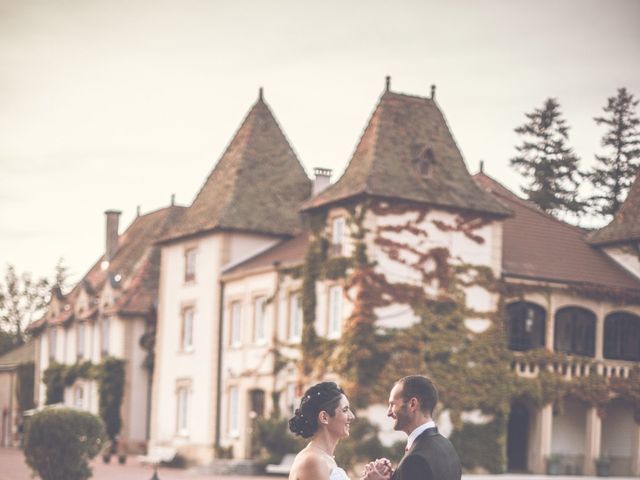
[152,231,279,461]
[551,399,587,455]
[153,235,222,449]
[601,399,633,456]
[110,317,126,358]
[368,208,500,329]
[602,245,640,279]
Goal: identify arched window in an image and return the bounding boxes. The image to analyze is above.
[506,301,546,351]
[604,312,640,361]
[554,307,596,357]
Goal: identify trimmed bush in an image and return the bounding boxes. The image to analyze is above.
[23,407,106,480]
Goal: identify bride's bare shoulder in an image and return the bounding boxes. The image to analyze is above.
[289,450,330,480]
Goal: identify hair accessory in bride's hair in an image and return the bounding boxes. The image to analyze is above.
[288,382,344,439]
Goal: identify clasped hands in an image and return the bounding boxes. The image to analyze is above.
[361,458,392,480]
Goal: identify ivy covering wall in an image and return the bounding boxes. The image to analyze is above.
[42,357,125,447]
[294,198,640,473]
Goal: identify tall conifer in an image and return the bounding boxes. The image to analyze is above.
[588,87,640,218]
[511,98,584,216]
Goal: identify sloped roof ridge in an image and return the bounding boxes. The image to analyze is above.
[474,172,585,235]
[189,100,260,211]
[588,172,640,245]
[360,93,385,195]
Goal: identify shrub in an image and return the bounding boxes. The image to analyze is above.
[251,416,305,465]
[335,418,404,473]
[23,407,106,480]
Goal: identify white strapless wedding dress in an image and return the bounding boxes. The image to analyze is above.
[330,466,350,480]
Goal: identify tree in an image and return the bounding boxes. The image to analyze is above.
[0,264,50,351]
[511,98,585,217]
[587,87,640,218]
[54,257,71,294]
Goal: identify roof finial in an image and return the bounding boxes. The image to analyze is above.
[136,205,141,217]
[430,84,436,100]
[170,193,175,206]
[479,160,484,173]
[259,87,264,101]
[385,76,391,92]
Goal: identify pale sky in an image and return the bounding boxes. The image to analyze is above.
[1,0,639,284]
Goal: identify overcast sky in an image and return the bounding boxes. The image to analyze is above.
[1,0,639,284]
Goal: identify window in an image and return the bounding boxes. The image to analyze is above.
[289,294,302,342]
[554,307,596,357]
[328,285,343,338]
[604,312,640,361]
[506,302,546,351]
[48,328,57,361]
[184,248,197,282]
[253,297,266,343]
[176,385,190,436]
[286,382,297,415]
[230,302,242,347]
[414,148,435,179]
[101,317,110,357]
[181,307,195,352]
[77,323,86,360]
[74,385,84,409]
[331,217,346,256]
[229,386,239,436]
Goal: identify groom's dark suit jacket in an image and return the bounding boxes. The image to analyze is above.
[391,427,461,480]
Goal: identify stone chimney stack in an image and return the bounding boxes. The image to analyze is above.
[104,210,121,262]
[312,167,332,196]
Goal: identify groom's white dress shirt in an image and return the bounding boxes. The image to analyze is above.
[406,420,436,451]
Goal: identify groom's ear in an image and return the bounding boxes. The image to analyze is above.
[408,397,419,411]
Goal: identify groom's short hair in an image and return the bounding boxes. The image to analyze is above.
[396,375,438,414]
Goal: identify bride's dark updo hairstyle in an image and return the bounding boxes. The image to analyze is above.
[289,382,344,438]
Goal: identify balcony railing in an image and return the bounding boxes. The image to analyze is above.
[511,357,632,380]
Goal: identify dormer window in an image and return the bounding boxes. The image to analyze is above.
[414,148,435,179]
[331,217,346,256]
[185,248,197,282]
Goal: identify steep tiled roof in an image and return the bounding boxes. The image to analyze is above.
[26,205,184,333]
[474,172,640,291]
[82,206,184,297]
[162,96,311,243]
[222,232,308,279]
[588,174,640,246]
[303,90,510,217]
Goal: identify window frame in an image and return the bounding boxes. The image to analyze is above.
[230,301,242,347]
[604,311,640,361]
[328,285,343,339]
[288,293,302,342]
[253,296,267,344]
[181,306,195,352]
[184,247,197,283]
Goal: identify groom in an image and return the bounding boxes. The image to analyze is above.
[364,375,462,480]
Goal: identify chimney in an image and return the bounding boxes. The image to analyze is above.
[104,210,121,262]
[312,167,332,195]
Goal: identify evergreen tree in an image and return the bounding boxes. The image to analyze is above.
[511,98,585,216]
[587,87,640,218]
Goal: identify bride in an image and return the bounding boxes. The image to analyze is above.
[288,382,390,480]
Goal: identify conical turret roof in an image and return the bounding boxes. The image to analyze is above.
[163,93,311,242]
[302,89,510,216]
[588,173,640,246]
